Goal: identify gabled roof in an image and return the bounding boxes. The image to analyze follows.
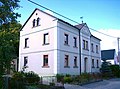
[101,49,115,61]
[20,8,81,31]
[75,23,86,29]
[91,35,101,41]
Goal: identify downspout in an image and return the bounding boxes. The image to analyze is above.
[79,29,81,75]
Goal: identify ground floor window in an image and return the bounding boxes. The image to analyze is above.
[43,55,49,67]
[64,55,69,67]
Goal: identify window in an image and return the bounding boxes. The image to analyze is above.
[33,19,35,27]
[96,45,99,53]
[24,56,28,67]
[43,33,49,45]
[83,40,89,50]
[91,43,94,52]
[92,59,94,68]
[43,55,49,67]
[37,17,40,26]
[74,56,78,67]
[64,55,69,67]
[97,60,99,68]
[83,40,85,49]
[73,37,77,47]
[25,38,29,48]
[64,34,68,45]
[86,41,88,50]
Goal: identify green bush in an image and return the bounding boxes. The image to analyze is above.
[24,71,40,84]
[64,76,72,83]
[56,74,64,82]
[110,65,120,78]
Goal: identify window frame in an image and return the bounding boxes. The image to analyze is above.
[92,59,95,68]
[64,55,69,68]
[43,33,49,45]
[64,33,69,45]
[73,56,78,68]
[43,55,49,68]
[96,45,99,53]
[91,43,94,52]
[73,37,77,47]
[25,38,29,48]
[24,56,28,67]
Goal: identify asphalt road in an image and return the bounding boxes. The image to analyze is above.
[64,78,120,89]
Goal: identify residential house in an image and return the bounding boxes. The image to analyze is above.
[19,8,101,76]
[101,49,118,65]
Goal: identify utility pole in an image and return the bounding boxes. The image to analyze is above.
[117,37,120,66]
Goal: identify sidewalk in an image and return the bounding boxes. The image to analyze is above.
[64,78,120,89]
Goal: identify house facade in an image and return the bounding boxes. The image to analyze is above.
[19,8,101,76]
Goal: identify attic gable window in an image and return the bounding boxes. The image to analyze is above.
[37,17,40,26]
[33,19,35,27]
[32,17,40,27]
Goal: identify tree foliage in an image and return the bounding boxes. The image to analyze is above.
[0,0,21,24]
[100,60,113,78]
[0,22,22,74]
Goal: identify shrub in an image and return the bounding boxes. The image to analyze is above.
[110,65,120,78]
[24,71,40,84]
[64,76,72,83]
[100,61,113,79]
[56,74,64,82]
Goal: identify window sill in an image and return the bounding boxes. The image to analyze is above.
[24,47,29,49]
[43,43,50,45]
[83,48,89,51]
[64,66,70,68]
[42,66,50,68]
[73,66,78,68]
[73,46,78,48]
[32,25,41,28]
[64,43,69,46]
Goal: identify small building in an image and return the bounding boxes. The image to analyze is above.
[101,49,117,65]
[19,8,101,76]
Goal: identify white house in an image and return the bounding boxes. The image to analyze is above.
[19,8,101,76]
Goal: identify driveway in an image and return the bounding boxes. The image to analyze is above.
[64,78,120,89]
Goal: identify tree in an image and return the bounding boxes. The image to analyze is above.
[0,22,22,74]
[100,60,113,79]
[0,0,21,25]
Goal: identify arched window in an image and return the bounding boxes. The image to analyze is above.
[37,17,40,26]
[33,19,35,27]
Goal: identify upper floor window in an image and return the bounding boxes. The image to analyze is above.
[37,17,40,26]
[43,55,49,67]
[73,37,77,47]
[96,45,99,53]
[25,38,29,48]
[83,40,89,50]
[91,43,94,52]
[43,33,49,45]
[74,56,78,67]
[64,34,68,45]
[64,55,69,67]
[92,59,94,68]
[33,19,35,27]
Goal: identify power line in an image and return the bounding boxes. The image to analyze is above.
[28,0,118,39]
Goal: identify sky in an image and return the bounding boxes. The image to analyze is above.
[16,0,120,52]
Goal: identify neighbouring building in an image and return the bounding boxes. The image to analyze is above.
[101,49,118,65]
[19,8,101,76]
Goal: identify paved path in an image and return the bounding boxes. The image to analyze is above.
[64,78,120,89]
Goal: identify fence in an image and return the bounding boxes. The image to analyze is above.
[41,76,57,85]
